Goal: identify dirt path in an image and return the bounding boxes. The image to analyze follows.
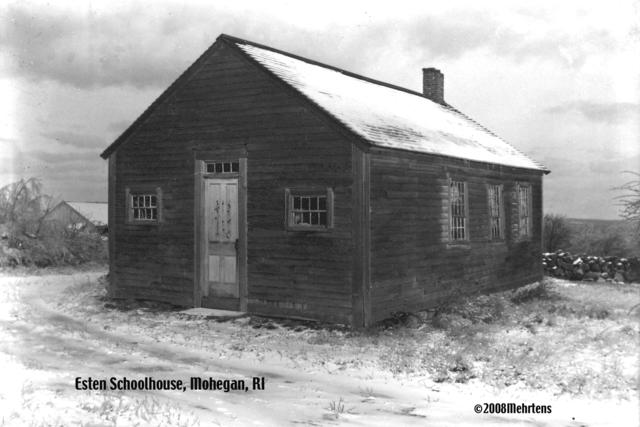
[0,272,636,426]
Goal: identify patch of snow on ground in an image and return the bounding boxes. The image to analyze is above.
[0,271,637,426]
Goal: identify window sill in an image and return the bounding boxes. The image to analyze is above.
[126,220,160,226]
[285,226,332,233]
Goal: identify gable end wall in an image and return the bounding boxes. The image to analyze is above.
[109,41,355,323]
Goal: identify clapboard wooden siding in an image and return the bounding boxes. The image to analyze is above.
[369,148,542,321]
[103,34,546,327]
[108,40,355,322]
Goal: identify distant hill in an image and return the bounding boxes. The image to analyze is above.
[566,218,625,227]
[562,217,638,257]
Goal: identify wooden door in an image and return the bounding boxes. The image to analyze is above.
[203,179,238,298]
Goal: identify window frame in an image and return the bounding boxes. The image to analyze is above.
[203,160,240,176]
[517,182,532,238]
[487,183,505,241]
[448,179,469,242]
[125,186,163,224]
[284,187,334,231]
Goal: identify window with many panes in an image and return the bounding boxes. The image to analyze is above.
[449,180,468,241]
[488,184,503,239]
[517,183,532,238]
[126,187,162,224]
[131,194,157,221]
[205,161,239,174]
[286,188,333,230]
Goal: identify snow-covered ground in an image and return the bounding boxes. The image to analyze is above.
[0,271,637,426]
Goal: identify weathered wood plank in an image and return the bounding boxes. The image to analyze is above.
[369,150,544,322]
[111,40,355,322]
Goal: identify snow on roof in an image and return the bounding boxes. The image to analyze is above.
[236,42,547,172]
[67,202,108,226]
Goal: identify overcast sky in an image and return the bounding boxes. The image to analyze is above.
[1,0,638,219]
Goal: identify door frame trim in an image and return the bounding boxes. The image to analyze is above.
[193,153,247,310]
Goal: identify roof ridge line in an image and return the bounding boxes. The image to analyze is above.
[232,36,548,173]
[219,34,431,101]
[222,35,375,151]
[67,201,107,203]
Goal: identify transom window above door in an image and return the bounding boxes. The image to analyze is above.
[205,161,239,174]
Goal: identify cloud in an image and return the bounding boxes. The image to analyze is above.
[9,146,103,175]
[544,101,640,123]
[495,29,616,68]
[1,3,623,91]
[541,153,638,219]
[368,9,618,68]
[8,146,105,196]
[106,120,132,134]
[26,149,102,164]
[282,12,529,69]
[7,146,106,202]
[0,4,220,89]
[403,12,506,59]
[588,154,640,175]
[41,130,105,149]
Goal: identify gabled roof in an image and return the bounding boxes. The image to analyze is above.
[101,34,547,173]
[65,202,108,226]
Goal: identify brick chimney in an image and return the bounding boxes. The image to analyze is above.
[422,68,444,104]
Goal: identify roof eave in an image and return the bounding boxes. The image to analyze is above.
[367,145,548,174]
[99,33,551,176]
[232,37,548,174]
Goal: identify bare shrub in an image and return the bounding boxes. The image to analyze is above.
[543,214,572,252]
[0,178,107,267]
[613,171,640,230]
[327,398,346,419]
[3,228,106,267]
[511,281,550,304]
[567,220,637,258]
[435,294,506,325]
[0,178,56,236]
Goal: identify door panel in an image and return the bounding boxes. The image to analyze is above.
[223,256,236,283]
[204,179,238,298]
[208,255,220,282]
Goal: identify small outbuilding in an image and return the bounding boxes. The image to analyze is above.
[44,201,108,234]
[100,34,549,327]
